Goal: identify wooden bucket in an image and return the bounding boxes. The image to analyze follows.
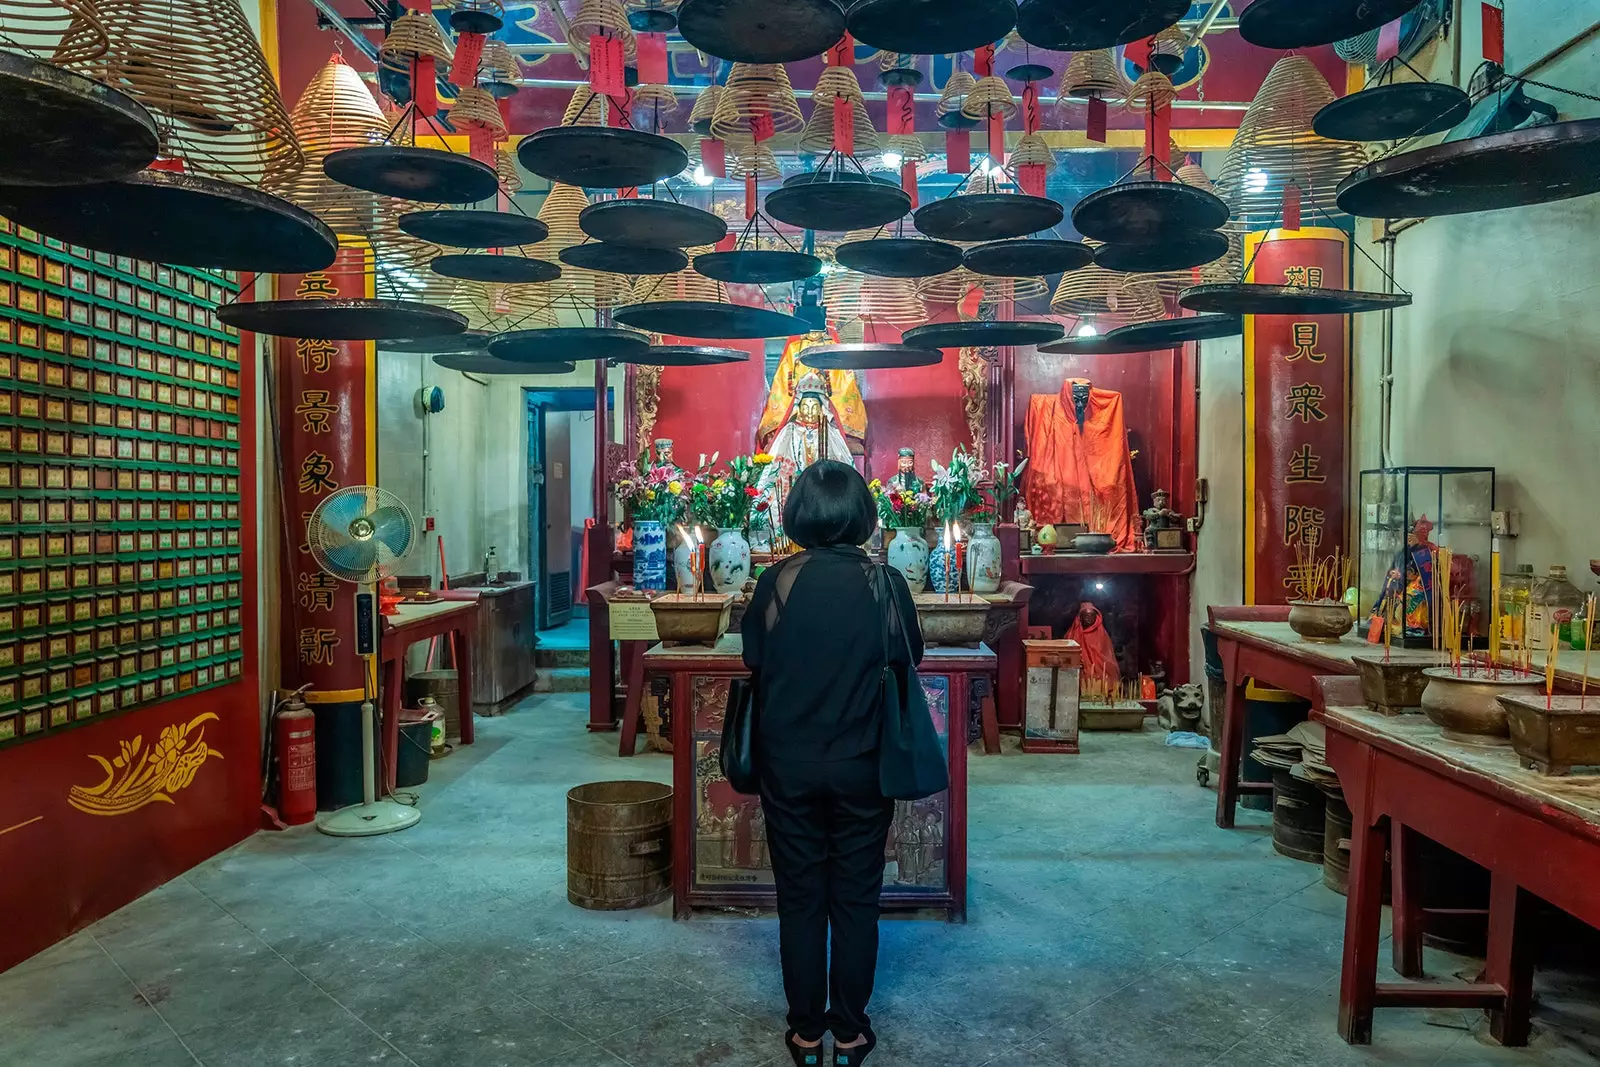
[1271,767,1326,864]
[1322,788,1352,895]
[567,780,673,910]
[406,670,460,741]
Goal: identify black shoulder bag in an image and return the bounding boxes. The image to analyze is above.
[874,564,950,801]
[720,674,759,795]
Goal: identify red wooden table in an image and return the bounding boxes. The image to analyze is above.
[379,599,476,793]
[1322,691,1600,1046]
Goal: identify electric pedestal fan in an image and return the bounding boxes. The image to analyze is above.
[307,484,422,837]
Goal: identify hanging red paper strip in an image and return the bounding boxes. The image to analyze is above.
[1017,163,1046,198]
[606,88,632,128]
[946,129,970,174]
[590,35,625,96]
[825,32,854,66]
[1087,97,1107,143]
[1282,183,1302,230]
[832,97,855,155]
[715,232,737,252]
[619,186,639,199]
[745,174,758,219]
[496,97,512,136]
[987,111,1005,167]
[700,138,726,177]
[467,125,495,164]
[750,109,775,143]
[974,44,994,77]
[413,55,437,115]
[1376,19,1401,62]
[636,32,668,84]
[1021,83,1041,134]
[901,160,919,207]
[1143,101,1171,178]
[1482,2,1505,64]
[450,32,485,88]
[148,157,185,173]
[887,86,914,135]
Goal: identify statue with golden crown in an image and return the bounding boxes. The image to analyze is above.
[756,369,853,543]
[756,331,868,459]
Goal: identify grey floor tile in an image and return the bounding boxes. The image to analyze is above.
[34,1037,201,1067]
[522,960,713,1040]
[180,993,382,1067]
[1021,1010,1232,1067]
[374,1001,588,1067]
[599,1002,785,1067]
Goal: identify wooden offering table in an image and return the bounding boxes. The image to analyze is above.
[379,599,477,792]
[650,634,982,921]
[1324,697,1600,1047]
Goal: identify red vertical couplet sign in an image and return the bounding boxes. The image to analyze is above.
[946,129,970,174]
[590,35,626,95]
[412,55,436,115]
[1242,228,1351,605]
[887,86,914,135]
[700,138,726,177]
[1087,97,1107,143]
[1143,101,1172,175]
[974,44,994,77]
[636,32,668,84]
[832,97,855,155]
[987,112,1005,167]
[275,245,375,696]
[449,32,485,88]
[1017,164,1046,198]
[1482,2,1505,64]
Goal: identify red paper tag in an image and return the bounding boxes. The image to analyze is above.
[833,97,855,156]
[148,157,185,173]
[700,138,726,177]
[589,34,625,96]
[467,125,495,164]
[745,174,758,219]
[826,32,853,66]
[1376,19,1401,62]
[1022,83,1041,134]
[606,88,632,128]
[715,232,737,252]
[619,186,638,198]
[1087,97,1107,143]
[1150,102,1171,177]
[987,111,1005,167]
[496,96,513,137]
[1017,163,1046,198]
[413,55,437,116]
[974,45,994,77]
[887,86,914,135]
[946,130,970,174]
[901,160,919,207]
[1124,37,1152,72]
[636,32,668,84]
[450,32,485,88]
[1283,183,1302,230]
[1482,2,1505,64]
[749,110,775,143]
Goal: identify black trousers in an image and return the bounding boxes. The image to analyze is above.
[759,753,895,1043]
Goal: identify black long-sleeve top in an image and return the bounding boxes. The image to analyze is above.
[741,544,925,762]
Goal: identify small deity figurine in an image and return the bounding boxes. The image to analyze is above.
[1142,488,1183,551]
[886,446,925,495]
[650,438,684,480]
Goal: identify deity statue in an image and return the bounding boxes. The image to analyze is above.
[757,332,867,458]
[1142,488,1183,552]
[757,370,852,541]
[649,438,683,480]
[887,447,924,495]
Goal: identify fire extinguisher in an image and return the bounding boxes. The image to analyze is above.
[274,685,317,825]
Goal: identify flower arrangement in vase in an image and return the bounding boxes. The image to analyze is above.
[928,447,988,593]
[687,453,774,592]
[991,456,1028,524]
[870,478,932,593]
[612,452,690,591]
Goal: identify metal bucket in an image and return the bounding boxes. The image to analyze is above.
[1271,767,1326,863]
[1322,787,1352,895]
[406,670,460,741]
[567,780,673,910]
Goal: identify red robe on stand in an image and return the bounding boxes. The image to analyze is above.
[1066,604,1120,691]
[1023,380,1141,551]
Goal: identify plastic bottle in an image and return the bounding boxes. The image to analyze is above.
[1499,564,1535,650]
[1528,564,1583,651]
[484,545,499,583]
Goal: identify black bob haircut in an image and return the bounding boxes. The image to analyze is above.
[782,459,877,549]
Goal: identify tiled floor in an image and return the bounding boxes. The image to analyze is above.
[4,693,1599,1067]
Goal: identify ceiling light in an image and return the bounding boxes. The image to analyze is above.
[692,164,713,186]
[1075,322,1098,337]
[1244,166,1270,194]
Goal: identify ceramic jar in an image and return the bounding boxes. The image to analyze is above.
[887,527,930,594]
[672,531,700,595]
[965,523,1002,594]
[633,520,668,592]
[709,528,752,593]
[928,542,961,594]
[1420,667,1542,744]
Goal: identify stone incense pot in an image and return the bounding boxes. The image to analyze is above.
[1419,666,1542,744]
[1288,600,1355,643]
[1352,653,1433,716]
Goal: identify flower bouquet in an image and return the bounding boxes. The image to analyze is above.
[870,478,932,530]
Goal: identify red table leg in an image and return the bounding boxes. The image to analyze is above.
[1391,821,1425,980]
[980,681,1000,755]
[1338,746,1383,1045]
[381,654,403,796]
[1485,874,1535,1047]
[1215,639,1246,829]
[455,623,475,746]
[618,641,646,757]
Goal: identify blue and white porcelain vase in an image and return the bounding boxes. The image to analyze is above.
[709,528,751,593]
[887,527,930,594]
[928,541,962,594]
[633,520,667,592]
[965,523,1002,594]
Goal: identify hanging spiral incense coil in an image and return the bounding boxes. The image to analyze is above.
[1150,25,1187,69]
[961,74,1016,121]
[858,275,925,328]
[724,136,781,179]
[1214,54,1365,232]
[812,65,867,106]
[380,8,454,70]
[937,69,976,119]
[495,146,521,192]
[1010,132,1055,172]
[1125,69,1177,113]
[0,0,108,64]
[1176,161,1213,192]
[688,83,722,134]
[918,266,980,311]
[629,245,721,303]
[535,182,603,307]
[883,133,928,163]
[631,82,679,127]
[798,97,881,156]
[879,51,917,72]
[450,85,505,135]
[1052,242,1141,317]
[1057,49,1124,114]
[479,38,519,83]
[711,63,803,142]
[63,0,302,185]
[567,0,635,59]
[562,84,605,126]
[978,274,1048,307]
[822,269,865,323]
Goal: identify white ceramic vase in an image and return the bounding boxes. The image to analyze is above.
[672,534,700,594]
[887,527,930,594]
[966,523,1002,594]
[709,528,752,593]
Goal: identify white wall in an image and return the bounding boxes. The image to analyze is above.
[1191,334,1246,673]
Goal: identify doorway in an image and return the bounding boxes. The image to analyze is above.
[526,387,610,632]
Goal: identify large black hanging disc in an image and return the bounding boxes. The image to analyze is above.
[903,319,1064,349]
[1178,283,1413,316]
[614,300,808,339]
[579,198,728,248]
[1016,0,1188,50]
[1072,181,1230,244]
[436,352,576,375]
[694,249,823,283]
[795,342,943,369]
[964,238,1092,277]
[449,6,503,33]
[0,52,159,186]
[1093,230,1228,273]
[938,110,981,130]
[1106,314,1243,348]
[1335,118,1600,219]
[399,210,549,248]
[765,171,912,232]
[1312,82,1472,143]
[323,145,499,205]
[677,0,846,63]
[488,327,649,363]
[1038,333,1154,355]
[914,192,1064,242]
[0,171,338,272]
[880,66,925,88]
[516,126,689,190]
[612,345,751,366]
[431,253,562,283]
[847,0,1018,56]
[386,331,491,354]
[1239,0,1424,49]
[836,237,964,278]
[217,299,468,340]
[629,7,677,31]
[559,242,689,275]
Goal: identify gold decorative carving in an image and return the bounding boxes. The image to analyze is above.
[634,364,663,458]
[958,346,990,463]
[68,713,223,816]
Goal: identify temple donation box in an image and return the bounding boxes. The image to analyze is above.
[1022,638,1083,754]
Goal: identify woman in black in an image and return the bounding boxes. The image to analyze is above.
[741,460,923,1067]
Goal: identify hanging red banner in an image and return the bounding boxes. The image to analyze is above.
[1482,2,1505,64]
[749,109,775,143]
[833,97,854,155]
[887,86,914,135]
[619,185,639,198]
[946,130,970,174]
[496,96,512,136]
[1087,97,1107,143]
[987,111,1005,166]
[1242,228,1351,606]
[636,32,668,84]
[901,159,919,206]
[1143,101,1171,176]
[1282,183,1302,230]
[826,32,854,66]
[449,32,485,88]
[700,138,726,177]
[467,125,495,164]
[412,55,436,115]
[745,174,758,218]
[589,35,625,96]
[1017,163,1046,198]
[1022,83,1041,134]
[974,44,994,77]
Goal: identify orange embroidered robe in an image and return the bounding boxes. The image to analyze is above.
[1023,381,1141,552]
[756,333,868,452]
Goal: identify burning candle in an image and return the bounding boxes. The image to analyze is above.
[942,522,953,601]
[694,526,706,601]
